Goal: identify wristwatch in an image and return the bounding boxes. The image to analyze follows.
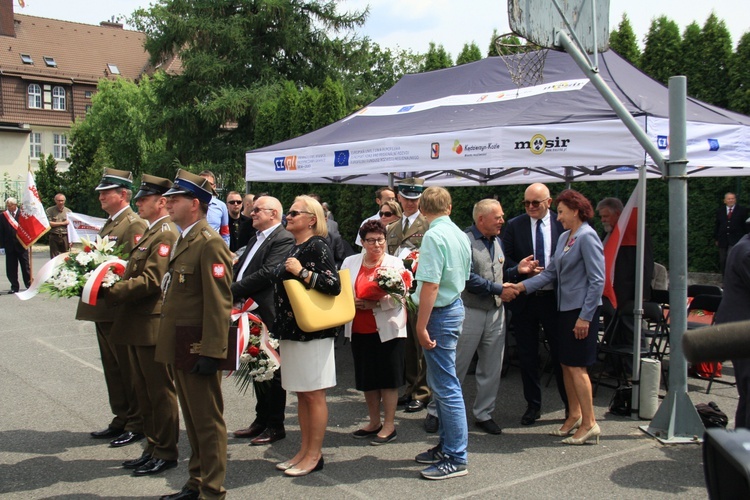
[298,268,310,279]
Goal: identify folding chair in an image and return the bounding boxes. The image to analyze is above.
[686,294,734,394]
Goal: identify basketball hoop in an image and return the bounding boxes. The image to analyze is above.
[495,33,549,88]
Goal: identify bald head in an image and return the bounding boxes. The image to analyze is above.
[524,183,552,220]
[251,195,283,232]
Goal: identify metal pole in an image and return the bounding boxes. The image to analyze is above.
[631,168,646,418]
[641,76,704,443]
[556,32,666,174]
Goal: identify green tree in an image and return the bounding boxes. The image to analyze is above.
[35,154,61,209]
[273,81,300,143]
[129,0,368,180]
[680,22,703,99]
[494,34,523,55]
[291,86,321,138]
[488,28,501,57]
[729,32,750,114]
[695,13,733,108]
[422,42,453,71]
[609,14,640,66]
[456,42,482,65]
[641,16,682,85]
[313,77,347,130]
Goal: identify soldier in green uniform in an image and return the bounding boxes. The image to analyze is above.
[157,170,233,500]
[77,168,148,447]
[106,175,180,476]
[385,178,432,415]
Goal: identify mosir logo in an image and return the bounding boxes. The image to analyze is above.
[514,134,571,155]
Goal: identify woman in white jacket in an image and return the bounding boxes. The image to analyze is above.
[342,219,408,445]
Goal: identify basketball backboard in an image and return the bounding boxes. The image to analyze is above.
[508,0,610,53]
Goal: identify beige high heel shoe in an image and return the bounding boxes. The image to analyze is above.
[561,423,601,445]
[275,460,299,471]
[549,416,582,436]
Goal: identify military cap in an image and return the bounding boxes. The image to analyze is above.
[163,169,213,204]
[134,174,173,200]
[95,168,134,191]
[397,177,425,199]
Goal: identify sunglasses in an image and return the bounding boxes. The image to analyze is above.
[286,210,313,218]
[523,199,547,208]
[252,207,274,213]
[379,211,394,217]
[227,200,243,205]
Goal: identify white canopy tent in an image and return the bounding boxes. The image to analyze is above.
[246,50,750,184]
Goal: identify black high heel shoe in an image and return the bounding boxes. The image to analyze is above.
[284,457,324,477]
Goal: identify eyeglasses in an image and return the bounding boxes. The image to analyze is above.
[286,210,313,218]
[364,237,386,245]
[379,211,394,217]
[252,207,274,213]
[523,199,547,208]
[227,200,243,205]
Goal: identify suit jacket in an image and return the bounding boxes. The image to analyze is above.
[502,211,564,313]
[715,234,750,324]
[0,209,25,254]
[107,218,179,346]
[715,204,748,248]
[156,219,233,364]
[341,253,408,343]
[610,230,654,307]
[522,222,605,321]
[386,213,429,256]
[230,224,294,325]
[75,207,147,322]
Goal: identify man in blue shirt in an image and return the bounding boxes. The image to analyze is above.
[412,186,472,480]
[199,170,230,246]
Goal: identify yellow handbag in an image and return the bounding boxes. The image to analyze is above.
[283,268,355,332]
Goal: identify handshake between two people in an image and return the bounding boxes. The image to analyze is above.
[499,255,543,302]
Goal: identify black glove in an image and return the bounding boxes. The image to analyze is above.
[191,356,220,376]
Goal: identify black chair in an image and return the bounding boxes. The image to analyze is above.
[688,284,722,298]
[686,294,735,394]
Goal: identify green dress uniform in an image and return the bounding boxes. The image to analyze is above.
[157,218,233,500]
[76,206,147,433]
[45,205,71,258]
[385,213,432,407]
[107,216,179,461]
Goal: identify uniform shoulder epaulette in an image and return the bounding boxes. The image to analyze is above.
[160,222,171,233]
[201,227,213,239]
[126,213,138,222]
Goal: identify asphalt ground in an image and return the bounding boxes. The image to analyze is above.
[0,249,739,499]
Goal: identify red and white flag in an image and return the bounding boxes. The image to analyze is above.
[602,179,641,310]
[15,169,50,249]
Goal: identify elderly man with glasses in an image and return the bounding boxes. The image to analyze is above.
[502,183,568,426]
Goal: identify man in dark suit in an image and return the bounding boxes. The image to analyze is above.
[714,233,750,428]
[386,178,431,413]
[231,195,294,445]
[502,183,567,425]
[714,192,748,276]
[1,197,31,293]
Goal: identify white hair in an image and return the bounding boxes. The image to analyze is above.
[5,197,18,205]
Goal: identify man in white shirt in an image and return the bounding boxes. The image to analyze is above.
[355,186,396,247]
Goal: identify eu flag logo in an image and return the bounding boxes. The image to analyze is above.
[334,150,350,167]
[707,139,720,151]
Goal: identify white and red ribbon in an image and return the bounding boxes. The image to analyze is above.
[229,298,280,375]
[81,258,127,306]
[15,253,70,301]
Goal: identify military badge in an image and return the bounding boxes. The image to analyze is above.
[158,244,170,257]
[212,263,226,278]
[134,234,143,244]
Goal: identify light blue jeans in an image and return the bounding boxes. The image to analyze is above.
[423,298,468,464]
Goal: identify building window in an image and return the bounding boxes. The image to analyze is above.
[43,56,57,67]
[84,90,93,98]
[85,104,92,114]
[52,86,66,110]
[53,134,68,160]
[107,63,120,75]
[30,132,42,158]
[28,84,42,108]
[21,54,33,64]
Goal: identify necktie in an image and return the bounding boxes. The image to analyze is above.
[403,217,410,234]
[535,219,545,268]
[728,207,733,220]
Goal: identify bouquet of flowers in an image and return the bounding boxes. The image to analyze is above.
[374,266,416,312]
[40,235,126,299]
[234,317,280,394]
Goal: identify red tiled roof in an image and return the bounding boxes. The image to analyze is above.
[0,14,151,84]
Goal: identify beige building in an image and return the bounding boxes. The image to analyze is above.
[0,0,152,194]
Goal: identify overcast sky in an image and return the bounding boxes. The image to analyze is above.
[18,0,750,58]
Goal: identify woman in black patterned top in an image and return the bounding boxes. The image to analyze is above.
[272,195,341,477]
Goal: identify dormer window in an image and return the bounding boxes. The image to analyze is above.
[107,63,120,75]
[43,56,57,68]
[20,54,33,65]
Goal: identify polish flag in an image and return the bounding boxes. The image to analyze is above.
[602,180,641,310]
[16,169,50,248]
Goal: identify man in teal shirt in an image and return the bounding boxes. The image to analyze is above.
[412,186,471,480]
